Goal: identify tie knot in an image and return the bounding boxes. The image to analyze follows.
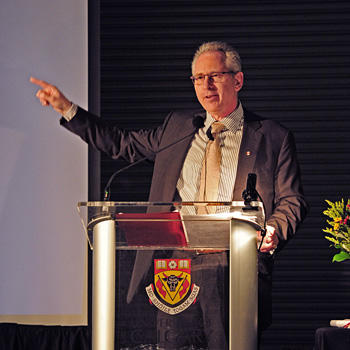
[211,122,225,136]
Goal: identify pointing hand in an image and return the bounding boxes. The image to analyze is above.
[30,77,72,116]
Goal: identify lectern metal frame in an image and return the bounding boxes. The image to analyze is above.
[78,201,264,350]
[92,218,116,350]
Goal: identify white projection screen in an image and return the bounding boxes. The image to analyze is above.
[0,1,88,325]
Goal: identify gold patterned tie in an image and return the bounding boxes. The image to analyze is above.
[198,122,226,214]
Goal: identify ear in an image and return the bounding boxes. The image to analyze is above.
[233,72,244,92]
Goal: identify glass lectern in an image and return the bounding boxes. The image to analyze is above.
[77,201,265,350]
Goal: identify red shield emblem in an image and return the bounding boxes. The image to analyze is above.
[146,259,200,315]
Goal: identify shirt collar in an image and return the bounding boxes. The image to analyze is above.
[205,101,244,134]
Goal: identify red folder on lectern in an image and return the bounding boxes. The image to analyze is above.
[115,211,188,247]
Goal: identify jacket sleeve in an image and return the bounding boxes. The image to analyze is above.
[60,107,171,162]
[266,131,309,249]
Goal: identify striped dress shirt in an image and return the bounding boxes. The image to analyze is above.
[176,102,244,212]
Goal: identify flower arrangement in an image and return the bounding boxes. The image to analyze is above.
[323,199,350,262]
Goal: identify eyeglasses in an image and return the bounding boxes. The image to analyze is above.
[190,71,237,85]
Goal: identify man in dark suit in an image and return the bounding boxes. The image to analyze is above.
[31,41,308,349]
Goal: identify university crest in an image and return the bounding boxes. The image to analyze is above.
[145,259,200,315]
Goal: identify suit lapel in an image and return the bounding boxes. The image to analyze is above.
[171,110,206,167]
[166,111,206,196]
[150,110,206,201]
[233,112,263,200]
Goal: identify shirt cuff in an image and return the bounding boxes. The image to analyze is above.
[62,103,78,121]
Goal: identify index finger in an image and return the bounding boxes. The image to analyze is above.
[30,76,51,89]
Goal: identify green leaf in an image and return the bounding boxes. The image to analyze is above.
[332,251,350,263]
[325,236,338,245]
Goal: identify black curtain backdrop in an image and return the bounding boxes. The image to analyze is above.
[99,1,350,349]
[1,1,350,349]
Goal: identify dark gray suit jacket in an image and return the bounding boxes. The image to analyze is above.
[61,106,308,328]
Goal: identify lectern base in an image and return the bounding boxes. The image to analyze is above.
[79,201,263,350]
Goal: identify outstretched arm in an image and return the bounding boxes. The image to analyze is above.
[30,77,72,116]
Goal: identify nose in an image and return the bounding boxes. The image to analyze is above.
[203,75,215,88]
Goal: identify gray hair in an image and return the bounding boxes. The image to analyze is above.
[191,41,242,74]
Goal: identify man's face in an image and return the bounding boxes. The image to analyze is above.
[193,51,243,120]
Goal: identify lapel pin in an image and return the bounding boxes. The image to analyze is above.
[246,150,251,156]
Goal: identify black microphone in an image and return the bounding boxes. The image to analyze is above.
[242,173,258,205]
[192,115,205,129]
[241,174,268,251]
[103,116,205,201]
